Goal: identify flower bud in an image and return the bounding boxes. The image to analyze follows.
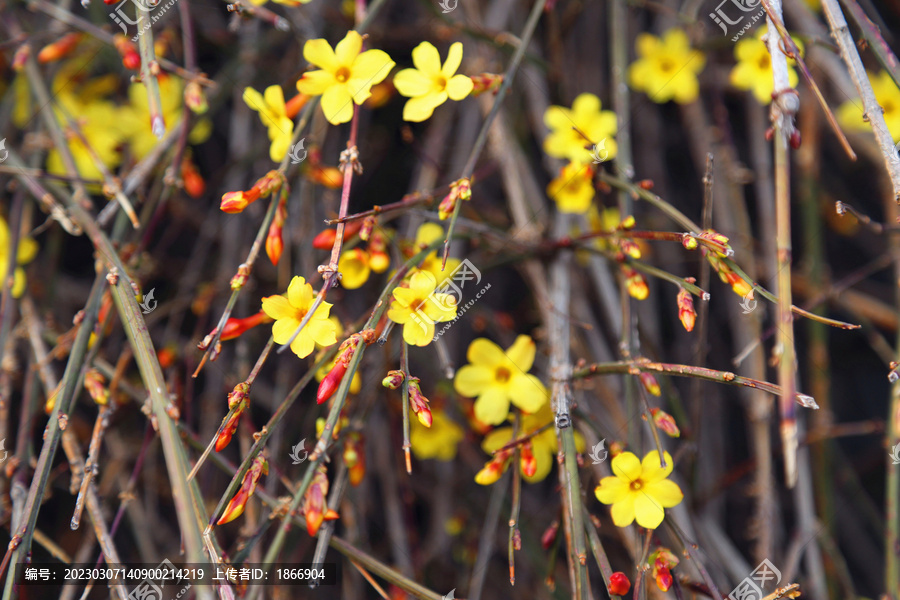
[217,455,267,524]
[344,433,365,486]
[676,287,696,332]
[650,408,680,438]
[520,440,537,477]
[541,520,559,550]
[12,44,30,71]
[475,449,512,485]
[317,360,348,405]
[438,189,458,221]
[181,157,205,198]
[83,368,109,406]
[622,266,649,300]
[359,216,376,242]
[639,372,661,396]
[619,239,641,259]
[382,370,405,390]
[368,250,390,273]
[308,166,343,189]
[302,465,339,536]
[184,80,208,114]
[220,311,272,341]
[220,189,261,214]
[284,93,310,119]
[37,33,82,64]
[608,572,631,596]
[470,73,503,96]
[266,196,287,266]
[681,233,698,250]
[699,228,732,256]
[407,378,433,427]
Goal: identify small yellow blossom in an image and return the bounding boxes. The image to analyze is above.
[47,97,124,182]
[628,28,705,104]
[296,31,395,125]
[543,93,617,163]
[454,336,549,425]
[261,276,338,358]
[339,248,372,290]
[243,85,294,162]
[838,70,900,141]
[594,450,683,529]
[387,271,457,346]
[393,42,473,122]
[730,29,803,104]
[0,215,39,298]
[547,162,595,214]
[412,222,460,281]
[481,403,585,483]
[411,410,464,460]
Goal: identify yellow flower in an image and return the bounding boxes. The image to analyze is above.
[243,85,294,162]
[388,271,457,346]
[0,216,39,298]
[838,70,900,141]
[547,162,595,214]
[411,410,464,460]
[543,93,617,163]
[481,403,584,483]
[296,31,395,125]
[338,248,371,289]
[47,98,124,182]
[261,276,338,358]
[628,28,705,104]
[393,42,473,122]
[412,223,460,282]
[594,450,683,529]
[117,75,210,160]
[730,29,803,104]
[454,336,549,425]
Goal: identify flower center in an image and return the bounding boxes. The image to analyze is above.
[435,75,448,91]
[495,367,511,383]
[335,66,351,83]
[658,58,675,73]
[410,298,428,313]
[757,55,770,70]
[630,480,643,491]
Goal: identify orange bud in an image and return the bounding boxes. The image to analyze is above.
[217,455,267,524]
[38,33,82,64]
[457,178,472,201]
[266,196,287,266]
[622,266,649,300]
[618,215,636,230]
[470,73,503,96]
[302,465,333,536]
[676,287,696,332]
[313,228,337,250]
[407,378,432,428]
[184,80,208,114]
[382,370,405,389]
[359,215,376,242]
[216,383,250,452]
[698,229,732,256]
[284,93,310,119]
[308,166,343,189]
[655,565,673,592]
[618,239,641,259]
[157,346,178,369]
[12,45,30,71]
[639,372,661,396]
[682,234,698,250]
[227,382,251,410]
[649,547,679,591]
[181,157,205,198]
[114,35,140,70]
[252,170,284,198]
[608,572,631,596]
[220,189,260,214]
[520,440,537,477]
[475,449,512,485]
[650,408,680,438]
[438,191,457,221]
[609,440,625,457]
[220,311,272,341]
[344,433,365,486]
[83,368,109,406]
[122,51,141,70]
[215,410,242,452]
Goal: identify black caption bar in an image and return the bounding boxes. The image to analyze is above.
[17,563,337,586]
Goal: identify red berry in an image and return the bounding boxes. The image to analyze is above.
[608,571,631,596]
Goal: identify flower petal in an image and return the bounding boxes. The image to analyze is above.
[334,31,362,66]
[473,386,511,425]
[307,317,338,347]
[641,450,674,483]
[610,495,637,527]
[633,492,666,529]
[446,74,473,100]
[290,330,316,358]
[263,85,286,115]
[391,286,417,309]
[442,42,464,77]
[296,70,336,96]
[304,38,338,72]
[402,93,446,122]
[508,374,549,414]
[321,84,355,124]
[423,293,457,322]
[481,427,513,453]
[571,93,601,121]
[261,295,295,321]
[402,318,434,346]
[644,479,683,508]
[595,477,630,504]
[505,335,536,371]
[610,451,642,482]
[454,364,494,397]
[409,270,437,296]
[271,317,301,345]
[287,276,312,310]
[394,68,433,98]
[467,338,505,368]
[411,41,442,76]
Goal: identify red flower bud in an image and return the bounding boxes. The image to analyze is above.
[317,360,347,405]
[217,455,267,524]
[266,196,287,266]
[608,572,631,596]
[676,286,696,332]
[220,311,272,341]
[541,520,559,550]
[181,157,205,198]
[520,440,537,477]
[37,33,82,64]
[382,370,405,390]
